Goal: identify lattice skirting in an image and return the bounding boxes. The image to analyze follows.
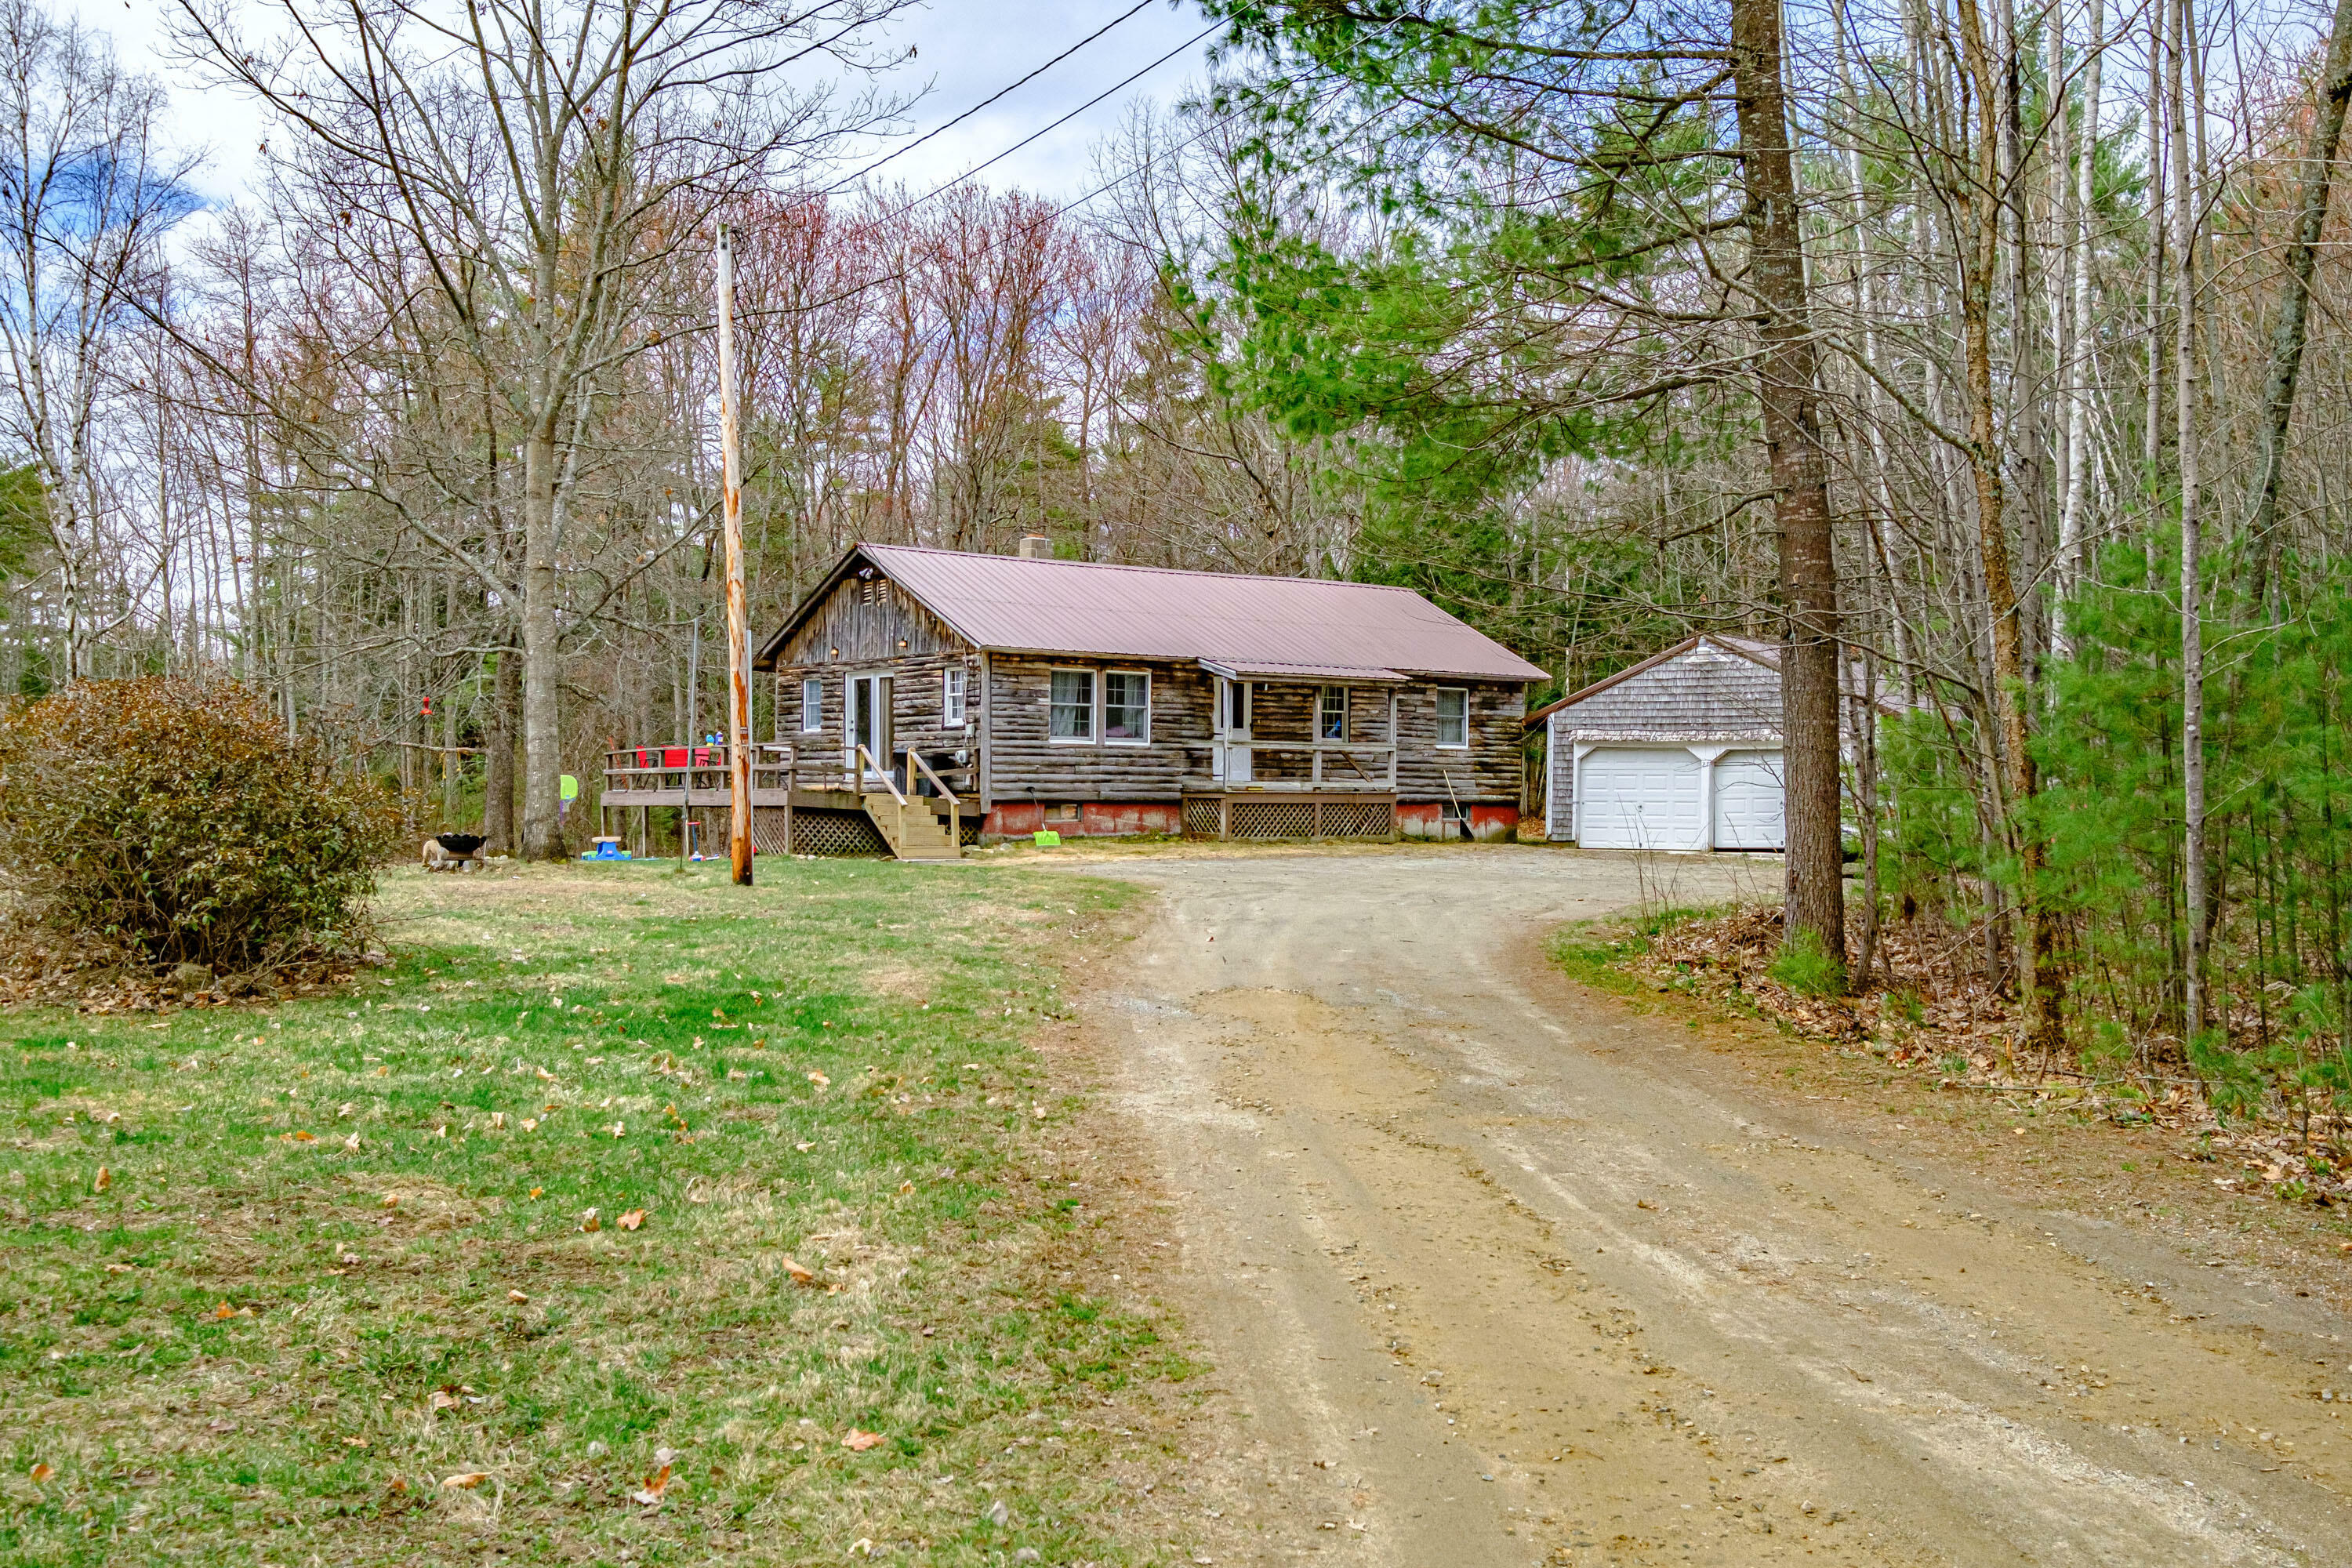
[752,808,790,855]
[789,808,890,858]
[1318,799,1394,838]
[660,807,902,857]
[1186,797,1396,841]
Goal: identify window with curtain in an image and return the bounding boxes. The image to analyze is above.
[1050,670,1094,740]
[1105,671,1149,741]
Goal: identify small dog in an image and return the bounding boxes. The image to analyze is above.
[423,833,488,873]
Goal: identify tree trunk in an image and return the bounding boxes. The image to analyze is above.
[2172,0,2209,1047]
[486,636,520,855]
[2247,0,2352,607]
[1730,0,1846,967]
[1953,0,2066,1058]
[2055,0,2107,658]
[521,423,564,859]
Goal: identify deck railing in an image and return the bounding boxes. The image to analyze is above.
[1194,739,1399,791]
[601,743,977,802]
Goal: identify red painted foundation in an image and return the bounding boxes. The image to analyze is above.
[982,801,1183,840]
[1397,801,1519,843]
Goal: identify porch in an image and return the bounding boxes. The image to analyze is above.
[598,743,982,859]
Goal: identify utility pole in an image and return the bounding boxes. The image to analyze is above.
[717,222,754,886]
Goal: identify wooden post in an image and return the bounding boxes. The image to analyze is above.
[716,223,753,886]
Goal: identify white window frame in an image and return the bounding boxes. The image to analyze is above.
[943,666,968,728]
[1048,667,1095,743]
[1103,669,1151,745]
[1435,687,1469,749]
[799,677,823,734]
[1318,684,1348,742]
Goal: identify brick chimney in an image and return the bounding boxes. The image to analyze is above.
[1016,534,1050,559]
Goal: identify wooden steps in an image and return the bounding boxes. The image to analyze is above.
[862,793,963,861]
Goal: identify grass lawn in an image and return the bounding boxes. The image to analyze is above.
[0,858,1197,1566]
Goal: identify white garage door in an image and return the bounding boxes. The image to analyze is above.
[1711,749,1786,850]
[1578,747,1704,850]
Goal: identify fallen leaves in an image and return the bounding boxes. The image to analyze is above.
[210,1301,236,1320]
[292,1130,317,1143]
[781,1254,817,1287]
[440,1472,489,1490]
[807,1070,830,1090]
[430,1390,462,1411]
[579,1208,601,1233]
[507,1288,529,1303]
[840,1429,884,1452]
[92,1167,110,1193]
[628,1464,672,1506]
[29,1463,53,1484]
[617,1208,647,1232]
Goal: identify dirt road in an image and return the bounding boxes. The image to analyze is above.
[1069,848,2352,1566]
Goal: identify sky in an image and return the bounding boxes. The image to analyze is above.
[61,0,1223,210]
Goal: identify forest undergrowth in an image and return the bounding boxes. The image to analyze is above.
[1573,903,2352,1212]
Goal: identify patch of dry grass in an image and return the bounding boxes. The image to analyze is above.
[0,858,1209,1566]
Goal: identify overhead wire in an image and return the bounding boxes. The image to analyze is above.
[815,0,1158,197]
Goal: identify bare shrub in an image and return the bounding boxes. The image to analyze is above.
[0,678,403,973]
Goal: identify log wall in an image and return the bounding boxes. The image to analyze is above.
[760,569,1526,808]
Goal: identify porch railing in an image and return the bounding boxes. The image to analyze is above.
[600,743,977,801]
[1200,739,1399,790]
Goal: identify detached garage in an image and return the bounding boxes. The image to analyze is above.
[1529,636,1889,851]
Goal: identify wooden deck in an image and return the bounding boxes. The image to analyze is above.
[600,744,980,860]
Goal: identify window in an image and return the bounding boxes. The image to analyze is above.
[1104,670,1150,742]
[1435,687,1468,748]
[1049,669,1094,741]
[1318,685,1348,742]
[943,666,968,727]
[799,677,822,733]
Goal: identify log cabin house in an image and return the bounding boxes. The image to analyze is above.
[601,539,1545,858]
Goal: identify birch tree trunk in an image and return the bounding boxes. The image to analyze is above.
[2171,0,2209,1047]
[2056,0,2106,657]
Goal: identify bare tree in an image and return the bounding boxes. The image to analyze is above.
[0,0,199,678]
[169,0,911,856]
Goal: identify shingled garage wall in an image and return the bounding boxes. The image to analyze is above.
[1540,639,1782,847]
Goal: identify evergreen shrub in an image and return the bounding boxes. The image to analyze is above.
[0,678,402,972]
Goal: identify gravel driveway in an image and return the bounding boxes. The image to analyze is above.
[1063,847,2350,1566]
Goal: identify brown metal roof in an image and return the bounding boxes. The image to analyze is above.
[757,543,1548,682]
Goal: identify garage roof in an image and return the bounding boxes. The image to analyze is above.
[756,543,1548,683]
[1526,634,1909,736]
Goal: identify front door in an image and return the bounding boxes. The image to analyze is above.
[847,674,892,784]
[1214,677,1253,784]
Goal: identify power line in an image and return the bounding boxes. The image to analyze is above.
[733,73,1359,329]
[818,0,1158,198]
[884,20,1221,215]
